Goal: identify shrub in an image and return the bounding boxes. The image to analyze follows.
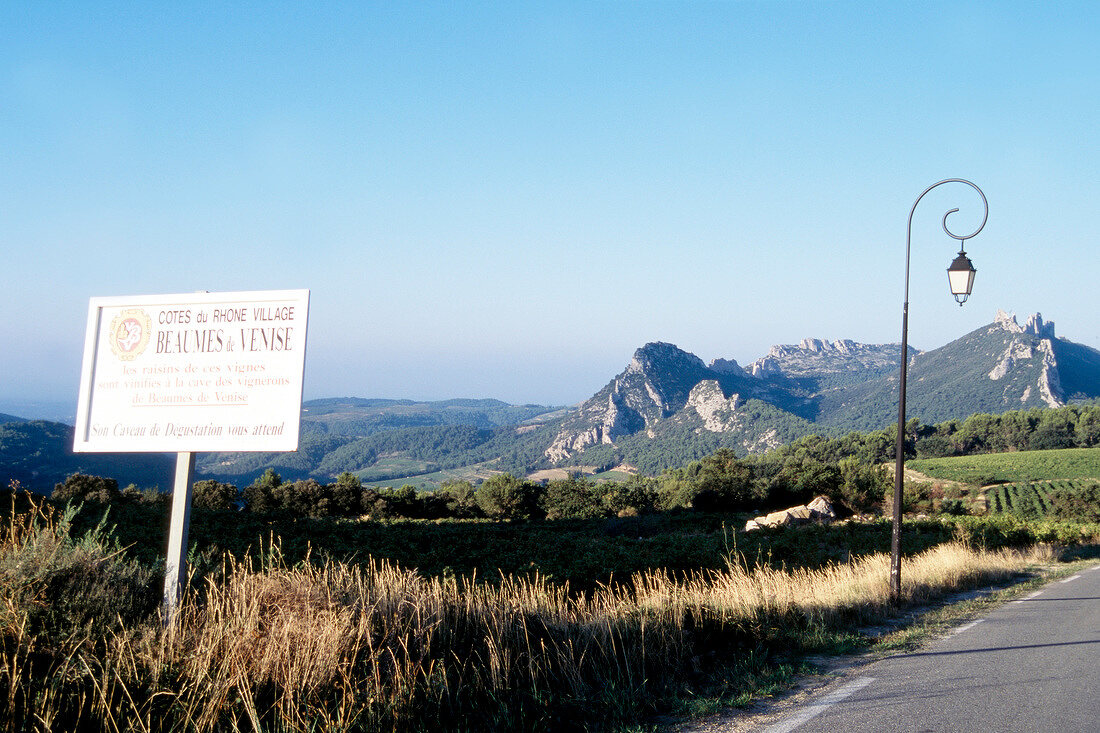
[191,479,238,511]
[836,459,887,513]
[602,475,658,516]
[0,493,158,642]
[541,476,605,520]
[51,473,120,504]
[475,474,542,520]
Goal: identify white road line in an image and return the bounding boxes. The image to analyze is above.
[952,619,984,635]
[1012,591,1044,604]
[763,676,876,733]
[1060,574,1082,584]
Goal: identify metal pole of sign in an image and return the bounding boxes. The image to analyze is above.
[163,451,195,624]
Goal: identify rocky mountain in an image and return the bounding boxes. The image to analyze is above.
[544,310,1100,465]
[8,311,1095,490]
[748,339,903,385]
[544,342,806,461]
[815,311,1100,431]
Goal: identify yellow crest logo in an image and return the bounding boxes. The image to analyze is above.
[109,309,152,360]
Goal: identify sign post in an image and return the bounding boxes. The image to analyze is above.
[164,451,196,614]
[73,289,309,621]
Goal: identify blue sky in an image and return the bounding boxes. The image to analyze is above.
[3,1,1098,411]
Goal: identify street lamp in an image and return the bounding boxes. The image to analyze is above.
[890,179,987,603]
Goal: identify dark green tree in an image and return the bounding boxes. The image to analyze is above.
[437,480,481,518]
[272,479,331,518]
[243,468,282,514]
[475,474,542,520]
[602,474,657,516]
[541,476,605,520]
[693,449,757,512]
[51,474,119,504]
[332,472,363,515]
[836,458,887,513]
[191,479,238,511]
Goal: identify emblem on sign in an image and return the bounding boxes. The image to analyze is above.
[109,309,152,360]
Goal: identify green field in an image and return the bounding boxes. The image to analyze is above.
[358,460,502,489]
[986,479,1100,522]
[589,468,634,482]
[908,447,1100,485]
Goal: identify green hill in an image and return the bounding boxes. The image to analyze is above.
[0,419,174,492]
[194,399,561,484]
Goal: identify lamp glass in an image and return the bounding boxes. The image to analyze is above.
[948,267,976,296]
[947,251,976,298]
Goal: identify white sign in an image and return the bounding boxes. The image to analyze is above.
[74,289,309,453]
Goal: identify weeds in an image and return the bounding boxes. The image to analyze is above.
[0,488,1077,731]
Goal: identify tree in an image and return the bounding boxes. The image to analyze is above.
[541,476,604,520]
[272,479,331,518]
[191,479,238,511]
[692,449,756,512]
[380,485,421,517]
[602,474,657,516]
[767,459,841,508]
[1075,406,1100,447]
[332,472,362,515]
[1028,410,1076,451]
[837,458,887,513]
[52,474,119,504]
[475,474,542,520]
[437,480,481,518]
[243,469,282,514]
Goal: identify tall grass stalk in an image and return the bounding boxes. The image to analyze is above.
[0,493,1048,731]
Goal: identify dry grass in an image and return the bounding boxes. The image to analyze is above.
[0,490,1051,732]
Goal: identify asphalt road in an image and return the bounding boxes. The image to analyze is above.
[761,564,1100,733]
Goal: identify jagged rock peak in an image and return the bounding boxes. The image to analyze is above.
[708,357,746,376]
[995,310,1056,339]
[626,342,706,375]
[797,337,858,353]
[748,338,901,378]
[800,338,826,352]
[995,309,1023,333]
[1025,313,1055,338]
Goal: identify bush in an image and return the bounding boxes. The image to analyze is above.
[52,474,120,504]
[541,476,605,520]
[191,479,238,511]
[475,474,542,520]
[836,459,887,513]
[0,494,158,641]
[243,469,281,514]
[602,475,658,516]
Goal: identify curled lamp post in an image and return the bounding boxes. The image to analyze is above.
[890,179,986,603]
